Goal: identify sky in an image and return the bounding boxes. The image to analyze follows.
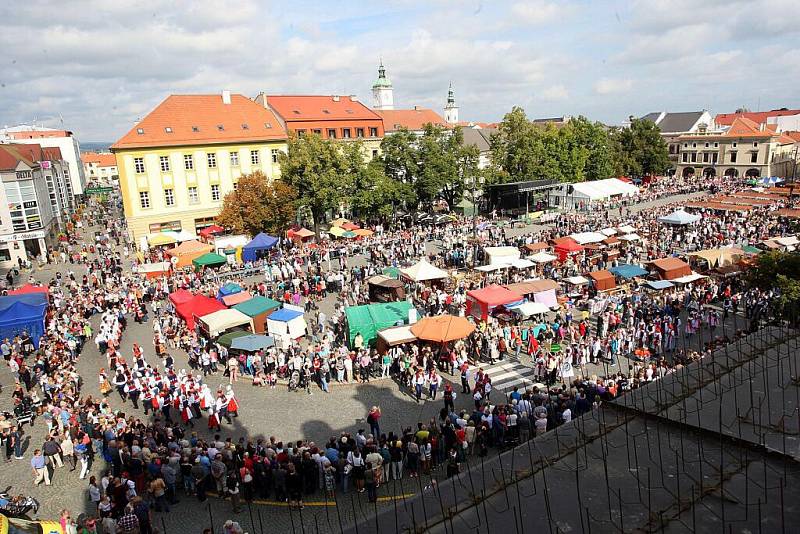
[1,0,799,142]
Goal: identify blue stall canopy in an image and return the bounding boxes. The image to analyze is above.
[0,293,48,347]
[268,308,303,322]
[242,233,278,262]
[216,282,243,300]
[609,264,649,279]
[646,280,675,290]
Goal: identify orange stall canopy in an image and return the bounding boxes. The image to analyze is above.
[589,270,616,291]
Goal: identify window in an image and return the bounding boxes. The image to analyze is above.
[241,123,249,130]
[712,153,718,163]
[187,186,199,204]
[207,153,217,168]
[217,124,224,131]
[750,152,758,163]
[192,126,200,132]
[184,154,194,170]
[682,153,688,163]
[372,149,379,158]
[703,153,709,163]
[357,128,365,138]
[327,129,337,139]
[683,143,688,148]
[264,122,272,129]
[369,127,378,137]
[312,129,321,135]
[753,142,758,148]
[704,142,709,148]
[149,221,181,233]
[136,128,144,135]
[159,156,170,172]
[164,188,174,206]
[692,143,696,148]
[732,142,737,148]
[271,149,279,163]
[714,142,719,148]
[690,153,696,163]
[730,151,737,163]
[165,127,173,133]
[250,150,259,165]
[139,190,150,208]
[211,184,220,201]
[230,152,239,166]
[233,181,238,191]
[342,128,351,138]
[134,157,145,174]
[297,129,306,138]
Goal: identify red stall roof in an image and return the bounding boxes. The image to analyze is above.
[467,284,523,307]
[176,295,226,330]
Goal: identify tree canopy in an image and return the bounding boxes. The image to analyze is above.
[609,118,670,177]
[215,171,297,236]
[746,251,800,322]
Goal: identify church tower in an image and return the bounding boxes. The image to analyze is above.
[444,82,459,124]
[371,60,394,110]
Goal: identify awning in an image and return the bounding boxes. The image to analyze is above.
[569,232,607,245]
[199,308,253,337]
[565,276,589,285]
[618,233,642,241]
[505,279,559,295]
[646,280,674,290]
[618,224,637,234]
[529,251,558,263]
[600,228,618,236]
[147,233,177,246]
[476,264,510,272]
[509,301,550,317]
[672,273,707,284]
[230,334,275,351]
[510,258,535,269]
[609,264,648,279]
[221,291,253,307]
[377,325,417,346]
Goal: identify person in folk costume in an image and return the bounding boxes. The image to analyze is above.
[207,402,221,432]
[180,396,194,427]
[224,386,239,418]
[199,384,214,412]
[216,390,232,424]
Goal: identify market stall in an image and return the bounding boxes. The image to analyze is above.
[0,293,48,348]
[221,291,252,307]
[165,240,213,268]
[399,259,449,282]
[609,263,648,279]
[175,295,226,330]
[242,232,278,262]
[651,257,692,280]
[552,237,584,262]
[233,295,281,333]
[267,308,308,347]
[466,284,523,321]
[8,284,49,295]
[192,252,228,270]
[504,280,559,308]
[483,246,521,266]
[588,270,616,291]
[216,283,242,301]
[376,325,417,355]
[168,289,194,307]
[199,308,253,337]
[658,209,701,225]
[135,261,172,279]
[230,334,275,352]
[689,247,745,269]
[345,301,414,348]
[367,275,406,302]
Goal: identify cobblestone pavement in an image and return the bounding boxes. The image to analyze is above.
[0,188,726,532]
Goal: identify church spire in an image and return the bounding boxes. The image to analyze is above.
[444,81,458,124]
[447,82,455,105]
[372,59,393,110]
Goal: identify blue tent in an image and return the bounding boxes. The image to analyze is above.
[610,264,648,279]
[216,282,242,300]
[268,308,303,322]
[0,294,48,347]
[242,233,278,262]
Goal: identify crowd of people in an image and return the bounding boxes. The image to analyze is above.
[0,173,795,533]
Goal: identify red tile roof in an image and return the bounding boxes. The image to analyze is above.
[111,94,287,150]
[82,152,117,167]
[375,108,447,132]
[785,131,800,142]
[715,109,800,126]
[0,144,37,171]
[266,95,381,122]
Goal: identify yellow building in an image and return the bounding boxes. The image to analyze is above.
[111,91,288,247]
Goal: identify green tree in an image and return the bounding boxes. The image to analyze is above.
[568,116,615,180]
[379,128,419,185]
[413,124,479,209]
[216,171,297,236]
[278,133,356,237]
[350,161,416,219]
[747,251,800,322]
[489,106,540,183]
[610,118,670,177]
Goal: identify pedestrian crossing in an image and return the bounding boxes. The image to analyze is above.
[471,359,543,393]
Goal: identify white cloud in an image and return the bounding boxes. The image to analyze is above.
[540,85,569,101]
[594,78,633,95]
[511,1,571,25]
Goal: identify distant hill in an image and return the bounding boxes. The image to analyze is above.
[81,142,111,152]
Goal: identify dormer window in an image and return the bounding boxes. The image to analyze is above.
[241,124,249,130]
[322,109,330,114]
[216,124,224,131]
[136,128,144,135]
[345,109,354,114]
[191,126,199,132]
[264,123,272,129]
[164,127,173,133]
[292,110,301,115]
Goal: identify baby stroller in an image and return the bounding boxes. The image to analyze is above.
[0,486,40,519]
[13,397,36,428]
[288,370,302,392]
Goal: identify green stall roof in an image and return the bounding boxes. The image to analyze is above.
[345,301,413,348]
[192,252,228,268]
[233,295,282,317]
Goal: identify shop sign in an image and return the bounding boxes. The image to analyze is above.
[0,230,46,243]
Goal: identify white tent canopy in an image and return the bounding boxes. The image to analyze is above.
[509,301,550,317]
[618,224,637,234]
[400,259,449,282]
[529,251,558,264]
[672,273,707,284]
[199,309,253,337]
[565,276,590,285]
[549,179,639,207]
[600,228,618,236]
[569,232,607,245]
[510,258,534,269]
[172,230,199,242]
[377,325,417,346]
[484,246,521,266]
[475,264,509,272]
[619,233,642,241]
[135,261,171,274]
[658,209,701,225]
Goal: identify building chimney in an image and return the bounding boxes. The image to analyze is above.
[759,122,765,131]
[414,105,418,111]
[350,95,358,102]
[332,95,340,102]
[256,92,268,108]
[222,90,231,105]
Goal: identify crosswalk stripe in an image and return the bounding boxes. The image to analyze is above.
[469,359,541,392]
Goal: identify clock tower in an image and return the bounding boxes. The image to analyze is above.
[444,82,459,124]
[371,60,394,110]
